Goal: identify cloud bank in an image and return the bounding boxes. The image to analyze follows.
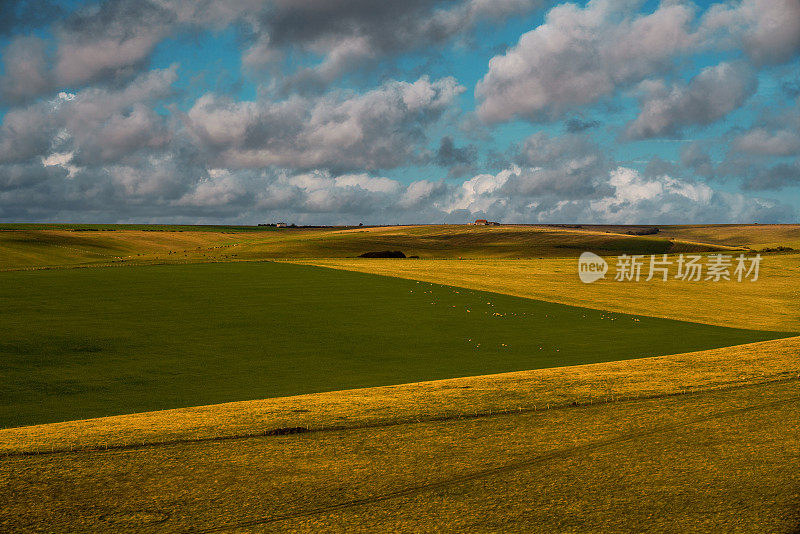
[0,0,798,224]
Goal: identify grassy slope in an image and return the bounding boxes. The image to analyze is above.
[0,224,755,271]
[297,254,800,331]
[2,380,798,533]
[1,335,797,454]
[224,225,732,259]
[655,224,800,250]
[0,228,254,270]
[2,260,788,428]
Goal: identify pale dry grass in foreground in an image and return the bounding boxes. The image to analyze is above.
[293,254,800,331]
[2,336,798,455]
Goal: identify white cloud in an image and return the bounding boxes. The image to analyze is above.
[0,36,52,103]
[41,151,80,178]
[434,164,791,224]
[174,172,248,207]
[334,174,401,194]
[399,180,446,208]
[701,0,800,65]
[186,75,464,170]
[476,0,697,122]
[0,66,178,165]
[446,168,515,212]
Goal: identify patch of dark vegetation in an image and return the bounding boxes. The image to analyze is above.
[358,250,406,258]
[625,227,660,236]
[760,246,795,253]
[265,427,309,436]
[408,255,420,259]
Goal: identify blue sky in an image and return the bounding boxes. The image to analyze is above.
[0,0,798,224]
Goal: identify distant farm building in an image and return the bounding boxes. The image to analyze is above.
[472,219,500,226]
[276,222,287,228]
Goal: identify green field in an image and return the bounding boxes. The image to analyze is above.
[0,260,791,428]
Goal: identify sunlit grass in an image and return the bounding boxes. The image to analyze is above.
[294,253,800,331]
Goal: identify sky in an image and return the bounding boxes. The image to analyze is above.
[0,0,799,225]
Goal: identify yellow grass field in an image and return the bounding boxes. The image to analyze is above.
[654,224,800,250]
[2,373,798,532]
[0,228,251,270]
[292,253,800,331]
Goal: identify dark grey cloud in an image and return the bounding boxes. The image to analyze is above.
[625,62,757,139]
[0,98,58,163]
[644,156,685,180]
[435,136,476,166]
[733,128,800,157]
[54,0,175,87]
[782,80,800,99]
[0,161,66,191]
[505,132,615,199]
[517,132,610,169]
[680,142,716,179]
[0,0,62,35]
[435,136,477,177]
[242,0,542,89]
[565,118,601,133]
[255,0,539,55]
[741,161,800,191]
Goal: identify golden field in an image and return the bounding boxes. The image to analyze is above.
[2,378,798,532]
[293,253,800,331]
